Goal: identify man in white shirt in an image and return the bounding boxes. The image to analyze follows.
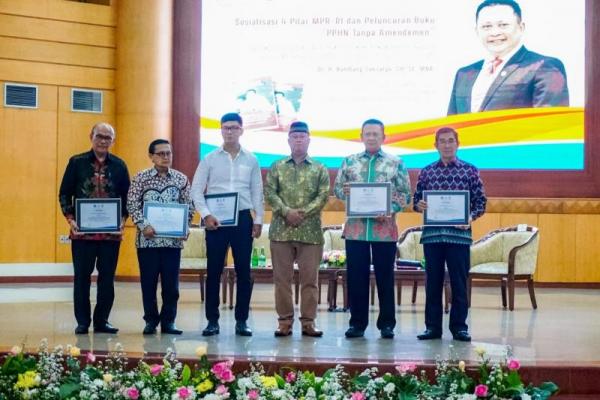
[448,0,569,115]
[191,112,264,337]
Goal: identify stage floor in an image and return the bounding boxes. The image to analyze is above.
[0,282,599,367]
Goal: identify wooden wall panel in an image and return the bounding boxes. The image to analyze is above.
[0,0,116,26]
[499,213,539,229]
[0,37,115,69]
[0,14,115,47]
[575,215,600,282]
[537,214,577,282]
[0,84,57,262]
[0,59,114,90]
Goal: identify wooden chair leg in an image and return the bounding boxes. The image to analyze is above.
[528,276,538,309]
[444,282,450,314]
[330,276,338,309]
[199,272,205,302]
[370,275,375,306]
[294,273,300,305]
[508,277,515,311]
[396,280,402,306]
[227,271,235,310]
[343,275,349,310]
[467,276,472,308]
[501,278,507,308]
[411,281,418,304]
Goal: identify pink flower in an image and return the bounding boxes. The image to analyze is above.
[177,387,193,399]
[507,358,521,371]
[219,368,235,383]
[351,392,366,400]
[216,385,229,395]
[126,387,139,400]
[395,362,417,374]
[86,352,96,363]
[150,364,163,376]
[475,384,488,397]
[247,389,259,400]
[285,371,296,383]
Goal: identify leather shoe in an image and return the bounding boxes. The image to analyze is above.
[143,323,157,335]
[94,323,119,334]
[202,322,220,336]
[344,326,365,338]
[274,325,292,337]
[75,325,88,334]
[417,329,442,340]
[161,323,183,335]
[235,321,252,337]
[302,325,323,337]
[452,330,471,342]
[380,327,394,339]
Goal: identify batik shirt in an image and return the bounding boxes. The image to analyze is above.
[127,167,194,249]
[59,150,130,241]
[265,156,330,245]
[413,158,486,245]
[334,150,411,242]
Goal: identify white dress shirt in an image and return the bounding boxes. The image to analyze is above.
[191,146,264,224]
[470,45,521,113]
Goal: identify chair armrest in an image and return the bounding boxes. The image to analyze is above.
[508,230,540,276]
[470,233,503,267]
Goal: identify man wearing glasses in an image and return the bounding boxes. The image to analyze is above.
[191,113,264,337]
[59,122,130,334]
[127,139,194,335]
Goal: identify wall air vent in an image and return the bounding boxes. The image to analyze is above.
[4,83,38,109]
[72,89,103,113]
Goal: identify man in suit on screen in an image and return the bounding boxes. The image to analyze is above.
[448,0,569,115]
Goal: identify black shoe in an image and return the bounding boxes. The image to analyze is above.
[202,322,220,336]
[452,330,471,342]
[75,325,89,334]
[235,321,252,337]
[344,326,365,338]
[94,323,119,334]
[380,327,395,339]
[417,329,442,340]
[142,323,157,335]
[161,323,183,335]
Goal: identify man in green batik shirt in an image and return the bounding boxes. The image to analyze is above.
[334,118,411,339]
[265,121,330,338]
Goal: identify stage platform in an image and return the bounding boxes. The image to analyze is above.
[1,282,599,397]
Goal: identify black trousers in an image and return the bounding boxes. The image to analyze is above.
[423,242,470,334]
[71,239,121,327]
[137,247,181,327]
[205,210,253,323]
[345,239,397,331]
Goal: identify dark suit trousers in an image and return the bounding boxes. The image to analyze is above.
[205,209,253,323]
[423,243,470,334]
[71,239,120,327]
[345,239,397,331]
[137,247,181,327]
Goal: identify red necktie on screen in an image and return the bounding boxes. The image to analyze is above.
[489,57,503,74]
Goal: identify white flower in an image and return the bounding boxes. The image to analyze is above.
[520,394,532,400]
[93,379,104,388]
[142,388,155,398]
[236,377,254,391]
[383,383,395,393]
[457,395,477,400]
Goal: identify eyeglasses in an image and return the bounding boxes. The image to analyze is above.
[153,151,172,158]
[222,126,242,132]
[93,134,114,142]
[289,134,308,140]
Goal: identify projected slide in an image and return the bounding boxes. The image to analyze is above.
[200,0,584,169]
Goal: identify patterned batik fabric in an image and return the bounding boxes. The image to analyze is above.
[265,156,330,245]
[127,167,194,248]
[334,150,411,242]
[413,158,487,245]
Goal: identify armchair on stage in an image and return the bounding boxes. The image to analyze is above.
[469,226,540,311]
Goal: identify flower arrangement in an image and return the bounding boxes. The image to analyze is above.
[321,250,346,268]
[0,340,559,399]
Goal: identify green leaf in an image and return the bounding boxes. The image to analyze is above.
[274,373,286,388]
[182,364,191,385]
[505,370,523,388]
[59,382,80,399]
[538,381,559,394]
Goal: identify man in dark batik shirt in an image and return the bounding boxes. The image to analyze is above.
[413,127,487,342]
[59,122,130,335]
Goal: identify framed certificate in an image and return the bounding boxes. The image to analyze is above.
[205,192,239,226]
[346,182,391,218]
[75,198,121,234]
[143,202,190,238]
[423,190,470,226]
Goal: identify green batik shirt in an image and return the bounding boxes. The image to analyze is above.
[334,150,411,242]
[265,156,330,244]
